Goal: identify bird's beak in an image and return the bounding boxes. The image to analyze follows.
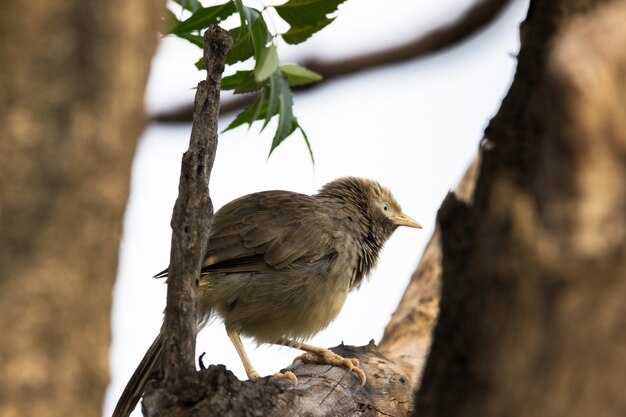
[391,212,422,229]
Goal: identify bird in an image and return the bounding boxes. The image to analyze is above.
[112,176,421,417]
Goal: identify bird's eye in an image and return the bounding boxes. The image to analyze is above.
[382,203,389,212]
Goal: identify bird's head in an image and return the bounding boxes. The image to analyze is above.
[316,177,421,288]
[316,177,422,241]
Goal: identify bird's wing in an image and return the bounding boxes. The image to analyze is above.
[154,191,337,278]
[204,191,337,273]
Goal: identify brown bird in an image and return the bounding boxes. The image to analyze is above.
[113,177,421,417]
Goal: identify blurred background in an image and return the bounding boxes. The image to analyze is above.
[106,0,529,415]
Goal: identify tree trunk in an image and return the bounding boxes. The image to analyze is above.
[416,0,626,416]
[0,1,164,416]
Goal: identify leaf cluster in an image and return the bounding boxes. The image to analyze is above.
[163,0,347,160]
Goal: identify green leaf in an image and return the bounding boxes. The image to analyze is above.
[169,2,236,35]
[233,0,252,31]
[178,32,204,48]
[280,64,322,86]
[233,2,270,59]
[250,15,271,60]
[174,0,201,13]
[222,77,312,162]
[269,72,295,157]
[226,27,255,65]
[275,0,347,44]
[194,56,205,70]
[263,72,281,129]
[162,9,182,35]
[282,18,333,44]
[293,119,315,163]
[233,1,261,35]
[255,43,279,82]
[223,92,271,132]
[275,0,346,26]
[222,70,265,93]
[235,79,265,94]
[250,93,269,124]
[221,71,253,90]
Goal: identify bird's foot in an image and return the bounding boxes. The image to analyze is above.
[273,370,298,385]
[247,370,261,381]
[293,350,366,385]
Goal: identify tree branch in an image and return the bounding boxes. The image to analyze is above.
[155,25,231,410]
[151,0,512,124]
[146,342,415,417]
[379,156,481,389]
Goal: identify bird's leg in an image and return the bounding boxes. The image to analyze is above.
[274,337,366,385]
[226,327,261,381]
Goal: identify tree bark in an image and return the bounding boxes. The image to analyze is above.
[143,26,231,417]
[0,1,164,416]
[416,0,626,416]
[147,343,416,417]
[379,157,481,388]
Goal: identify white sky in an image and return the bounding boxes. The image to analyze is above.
[105,1,529,415]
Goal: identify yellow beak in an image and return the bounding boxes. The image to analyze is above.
[391,212,422,229]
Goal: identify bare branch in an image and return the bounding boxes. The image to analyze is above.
[160,24,231,393]
[149,342,415,417]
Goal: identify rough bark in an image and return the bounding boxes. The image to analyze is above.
[163,25,231,388]
[143,27,231,417]
[416,0,626,416]
[147,343,414,417]
[379,157,480,389]
[0,1,164,417]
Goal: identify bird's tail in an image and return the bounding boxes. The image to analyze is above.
[112,332,164,417]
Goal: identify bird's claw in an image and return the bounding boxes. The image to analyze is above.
[273,370,298,385]
[293,351,366,385]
